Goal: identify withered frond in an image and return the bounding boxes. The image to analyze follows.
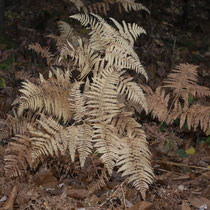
[60,38,100,79]
[118,75,147,112]
[0,111,37,140]
[116,116,154,200]
[88,1,111,15]
[28,43,54,66]
[87,67,124,123]
[29,116,93,168]
[117,0,150,14]
[70,13,147,79]
[67,0,149,15]
[4,135,32,178]
[77,124,93,168]
[57,21,74,40]
[17,69,73,123]
[141,85,170,122]
[171,104,210,132]
[163,63,210,100]
[93,123,122,175]
[69,81,86,122]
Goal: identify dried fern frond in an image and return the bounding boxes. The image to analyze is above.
[163,63,198,93]
[0,111,37,140]
[29,116,74,163]
[29,115,93,168]
[69,81,86,122]
[116,0,150,14]
[67,0,149,14]
[17,69,73,123]
[70,13,147,79]
[88,1,111,15]
[60,38,100,79]
[109,17,146,46]
[93,123,122,175]
[143,63,210,132]
[163,63,210,100]
[141,85,170,122]
[116,117,153,200]
[173,104,210,132]
[77,124,93,167]
[28,43,54,66]
[87,67,124,123]
[57,21,74,40]
[4,135,32,178]
[104,46,147,79]
[118,75,147,112]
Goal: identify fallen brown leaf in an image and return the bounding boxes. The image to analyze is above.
[182,201,191,210]
[34,172,58,189]
[67,188,89,200]
[1,185,18,210]
[188,197,210,209]
[128,201,152,210]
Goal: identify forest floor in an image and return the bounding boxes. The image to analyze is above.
[0,0,210,209]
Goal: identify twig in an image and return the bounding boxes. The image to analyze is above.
[155,160,210,171]
[99,178,128,207]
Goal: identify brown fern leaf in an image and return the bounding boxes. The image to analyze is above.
[69,81,86,122]
[57,21,74,40]
[67,0,149,14]
[28,43,54,66]
[2,111,38,178]
[87,67,124,123]
[179,104,210,132]
[115,116,154,200]
[77,124,93,168]
[187,85,210,98]
[118,75,147,112]
[70,13,148,79]
[163,63,210,99]
[117,0,150,13]
[60,38,100,79]
[141,85,170,122]
[17,69,73,123]
[4,135,32,178]
[29,116,74,163]
[29,116,93,168]
[0,111,37,140]
[164,63,198,92]
[93,123,122,175]
[88,1,111,15]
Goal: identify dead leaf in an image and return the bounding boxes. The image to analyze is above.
[182,201,191,210]
[128,201,153,210]
[1,185,18,210]
[34,171,58,189]
[67,188,89,200]
[147,64,156,79]
[154,39,164,47]
[188,197,210,208]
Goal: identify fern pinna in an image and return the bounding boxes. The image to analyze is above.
[142,63,210,132]
[2,13,154,199]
